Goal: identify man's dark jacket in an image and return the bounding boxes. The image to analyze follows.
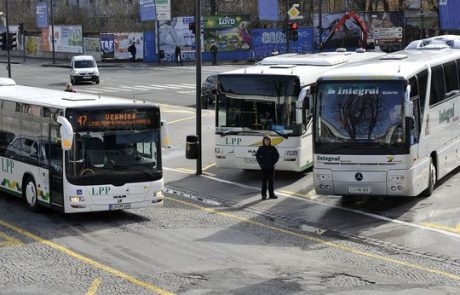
[256,144,279,170]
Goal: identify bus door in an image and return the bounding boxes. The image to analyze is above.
[49,124,64,207]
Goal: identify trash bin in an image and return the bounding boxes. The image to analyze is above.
[186,135,199,159]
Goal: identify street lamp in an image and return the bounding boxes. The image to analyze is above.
[50,0,56,64]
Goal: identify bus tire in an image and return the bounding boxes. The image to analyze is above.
[423,159,436,197]
[23,176,40,212]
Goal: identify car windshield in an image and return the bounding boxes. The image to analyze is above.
[75,60,95,68]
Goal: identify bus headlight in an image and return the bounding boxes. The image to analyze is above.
[70,196,85,202]
[215,148,223,154]
[154,191,164,199]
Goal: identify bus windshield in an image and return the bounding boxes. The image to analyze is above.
[315,81,406,154]
[65,108,161,186]
[217,75,301,136]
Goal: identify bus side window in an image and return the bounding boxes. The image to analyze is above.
[417,70,428,119]
[430,65,446,105]
[443,61,459,98]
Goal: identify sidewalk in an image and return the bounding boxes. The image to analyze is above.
[0,55,255,68]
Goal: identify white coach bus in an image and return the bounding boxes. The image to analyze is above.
[0,79,166,213]
[215,50,385,171]
[314,35,460,197]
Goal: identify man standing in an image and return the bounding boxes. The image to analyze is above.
[256,135,279,200]
[175,45,183,65]
[210,43,218,65]
[128,43,137,62]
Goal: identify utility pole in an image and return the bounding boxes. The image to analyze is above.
[285,0,290,53]
[50,0,56,64]
[319,0,323,51]
[195,0,202,175]
[5,0,11,78]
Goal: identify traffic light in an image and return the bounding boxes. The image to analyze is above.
[0,32,6,50]
[289,22,299,42]
[189,22,196,34]
[8,32,17,50]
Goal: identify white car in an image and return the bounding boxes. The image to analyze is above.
[70,55,100,85]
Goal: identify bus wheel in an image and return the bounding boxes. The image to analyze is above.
[423,159,437,197]
[23,177,40,212]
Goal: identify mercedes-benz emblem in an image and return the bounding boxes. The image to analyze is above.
[355,172,363,181]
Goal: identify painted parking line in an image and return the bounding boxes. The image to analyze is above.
[0,231,24,248]
[167,116,196,125]
[0,219,175,295]
[86,278,102,295]
[167,196,460,282]
[421,223,460,234]
[164,167,460,239]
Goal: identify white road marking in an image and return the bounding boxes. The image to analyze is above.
[164,167,460,240]
[177,90,196,94]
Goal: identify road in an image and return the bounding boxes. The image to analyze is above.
[1,61,460,294]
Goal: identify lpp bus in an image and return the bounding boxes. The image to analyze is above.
[314,35,460,197]
[215,50,385,171]
[0,79,166,213]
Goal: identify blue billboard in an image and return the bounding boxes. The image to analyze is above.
[251,27,315,60]
[258,0,280,21]
[35,2,48,29]
[439,0,460,30]
[140,0,156,22]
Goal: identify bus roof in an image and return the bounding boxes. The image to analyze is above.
[219,50,385,86]
[317,35,460,82]
[0,83,158,110]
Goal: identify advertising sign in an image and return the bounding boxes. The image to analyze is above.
[43,25,83,53]
[159,16,199,62]
[258,0,280,21]
[100,33,115,59]
[439,0,460,30]
[35,2,48,29]
[114,33,144,60]
[203,16,252,52]
[155,0,171,21]
[251,27,314,59]
[140,0,156,22]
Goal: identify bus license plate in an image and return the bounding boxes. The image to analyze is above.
[348,186,371,194]
[109,203,131,210]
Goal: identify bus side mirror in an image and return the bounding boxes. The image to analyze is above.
[161,120,171,149]
[296,86,311,124]
[57,116,74,151]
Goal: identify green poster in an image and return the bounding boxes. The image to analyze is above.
[204,16,252,52]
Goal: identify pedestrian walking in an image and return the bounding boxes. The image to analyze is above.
[256,135,279,200]
[210,43,218,65]
[175,45,183,65]
[128,43,137,62]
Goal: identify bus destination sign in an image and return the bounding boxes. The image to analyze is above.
[74,110,154,131]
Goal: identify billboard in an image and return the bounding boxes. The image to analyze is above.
[203,16,252,52]
[140,0,156,22]
[35,2,48,29]
[439,0,460,30]
[42,25,83,53]
[100,33,115,59]
[251,27,314,59]
[114,33,144,60]
[159,16,200,62]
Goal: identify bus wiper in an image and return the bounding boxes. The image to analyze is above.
[220,130,260,137]
[271,129,289,139]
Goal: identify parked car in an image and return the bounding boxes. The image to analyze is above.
[70,55,100,85]
[201,74,218,105]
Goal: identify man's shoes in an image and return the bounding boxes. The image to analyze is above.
[268,195,278,199]
[261,195,267,200]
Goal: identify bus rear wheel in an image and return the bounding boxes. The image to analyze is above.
[422,159,436,197]
[23,177,40,212]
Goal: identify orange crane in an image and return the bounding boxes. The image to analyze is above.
[320,11,368,50]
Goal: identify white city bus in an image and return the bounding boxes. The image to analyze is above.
[0,79,166,213]
[215,50,385,171]
[314,35,460,197]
